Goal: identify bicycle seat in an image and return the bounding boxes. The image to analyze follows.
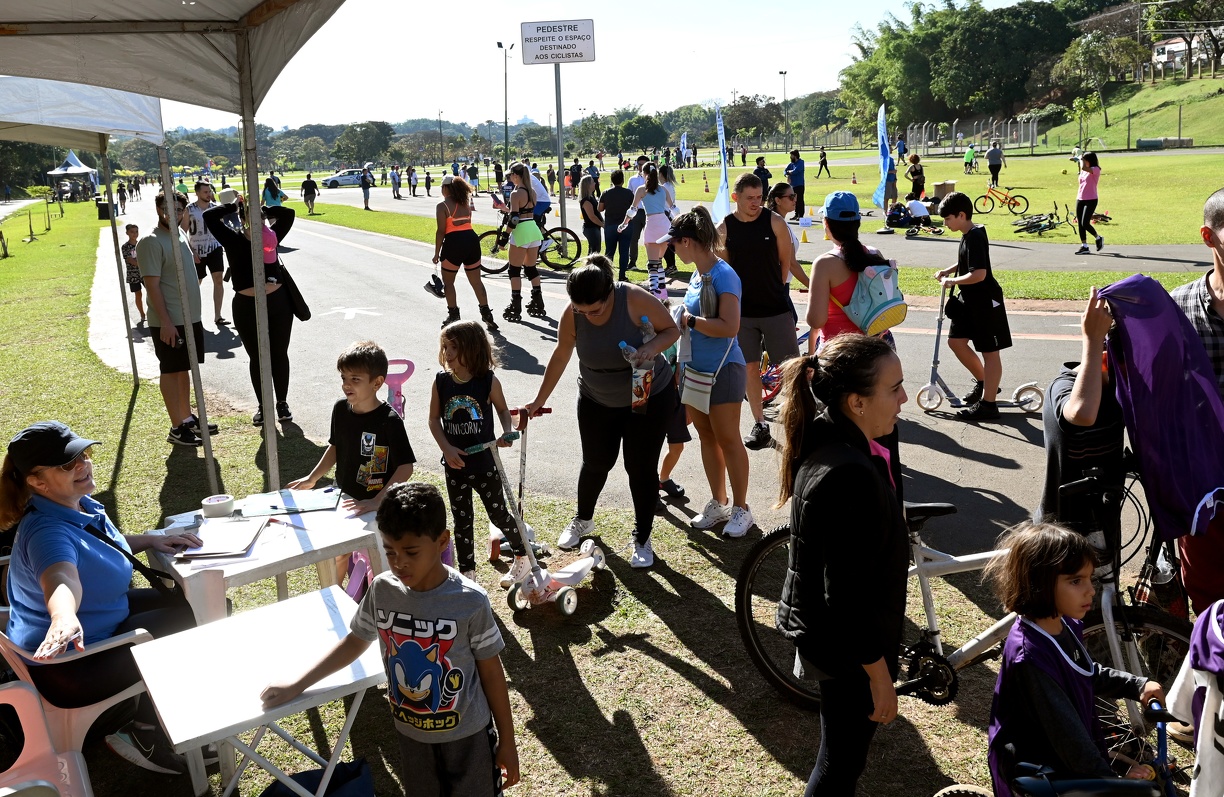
[903,502,957,526]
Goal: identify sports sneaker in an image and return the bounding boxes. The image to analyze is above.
[957,401,1001,421]
[167,424,202,447]
[690,498,731,530]
[1095,235,1104,252]
[183,414,218,435]
[630,539,654,568]
[1075,244,1091,255]
[743,421,773,451]
[664,262,679,278]
[276,402,293,422]
[1168,720,1195,745]
[723,506,755,538]
[499,555,533,589]
[252,408,263,427]
[961,380,984,406]
[105,722,187,775]
[659,479,686,499]
[539,238,554,253]
[558,517,593,550]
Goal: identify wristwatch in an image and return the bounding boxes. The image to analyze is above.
[687,315,698,330]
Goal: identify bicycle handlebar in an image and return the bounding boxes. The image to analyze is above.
[1057,468,1122,501]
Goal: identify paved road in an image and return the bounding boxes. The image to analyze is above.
[93,201,1083,551]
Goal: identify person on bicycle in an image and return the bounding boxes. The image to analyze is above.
[501,162,547,321]
[775,334,908,795]
[963,143,976,175]
[984,523,1163,797]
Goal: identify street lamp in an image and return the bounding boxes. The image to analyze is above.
[497,42,514,161]
[438,110,444,165]
[779,71,789,152]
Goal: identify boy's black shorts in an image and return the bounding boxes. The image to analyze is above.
[195,247,225,280]
[397,720,502,797]
[665,388,691,445]
[150,321,206,374]
[948,298,1012,353]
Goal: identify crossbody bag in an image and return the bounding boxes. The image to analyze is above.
[80,524,182,599]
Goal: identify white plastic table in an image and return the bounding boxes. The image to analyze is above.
[132,586,386,797]
[150,503,386,625]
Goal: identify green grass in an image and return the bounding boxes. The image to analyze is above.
[290,201,497,241]
[1039,77,1224,151]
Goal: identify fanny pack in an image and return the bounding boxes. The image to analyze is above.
[680,339,734,415]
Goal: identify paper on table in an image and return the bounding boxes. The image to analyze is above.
[177,516,268,559]
[240,488,341,516]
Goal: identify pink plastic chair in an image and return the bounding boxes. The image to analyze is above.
[384,359,415,419]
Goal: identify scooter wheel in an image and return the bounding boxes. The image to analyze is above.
[1013,385,1044,412]
[579,539,595,557]
[556,586,578,616]
[916,385,943,412]
[507,583,530,612]
[590,545,606,570]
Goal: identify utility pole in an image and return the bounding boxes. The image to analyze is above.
[438,110,444,164]
[497,41,514,161]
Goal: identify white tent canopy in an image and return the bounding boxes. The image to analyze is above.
[0,75,164,151]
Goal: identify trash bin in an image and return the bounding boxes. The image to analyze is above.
[932,180,958,200]
[95,198,114,221]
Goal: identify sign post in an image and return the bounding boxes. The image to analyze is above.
[520,19,595,252]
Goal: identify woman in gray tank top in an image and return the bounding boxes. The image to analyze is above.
[518,256,679,568]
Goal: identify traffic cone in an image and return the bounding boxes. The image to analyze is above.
[680,173,685,183]
[808,206,814,217]
[704,178,709,193]
[554,208,559,217]
[800,229,808,243]
[851,172,857,184]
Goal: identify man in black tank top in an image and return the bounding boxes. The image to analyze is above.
[718,173,798,450]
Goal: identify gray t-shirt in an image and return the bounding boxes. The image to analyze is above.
[351,567,504,743]
[135,225,201,327]
[985,146,1004,166]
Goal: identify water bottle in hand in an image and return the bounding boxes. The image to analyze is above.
[640,315,656,344]
[620,341,651,415]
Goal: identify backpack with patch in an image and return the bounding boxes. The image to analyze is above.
[830,255,908,336]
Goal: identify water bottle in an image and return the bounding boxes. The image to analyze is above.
[640,315,656,344]
[620,341,652,415]
[1153,546,1175,585]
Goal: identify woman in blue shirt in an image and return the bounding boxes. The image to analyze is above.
[661,206,754,539]
[0,422,201,775]
[261,175,287,207]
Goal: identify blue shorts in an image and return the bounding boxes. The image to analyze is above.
[534,201,551,217]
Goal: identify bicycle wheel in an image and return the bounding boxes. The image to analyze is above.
[1006,194,1029,215]
[973,195,995,214]
[541,227,582,271]
[1081,605,1194,785]
[735,525,821,711]
[761,363,783,405]
[478,230,510,274]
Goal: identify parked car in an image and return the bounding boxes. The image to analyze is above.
[319,168,363,188]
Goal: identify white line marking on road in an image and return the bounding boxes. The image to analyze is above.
[319,307,382,320]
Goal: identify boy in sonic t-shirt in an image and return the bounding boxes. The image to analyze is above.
[261,482,519,795]
[288,340,415,515]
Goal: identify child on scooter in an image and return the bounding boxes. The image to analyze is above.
[984,522,1163,796]
[428,320,529,587]
[936,191,1013,421]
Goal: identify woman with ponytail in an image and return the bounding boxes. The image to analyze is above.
[774,334,909,796]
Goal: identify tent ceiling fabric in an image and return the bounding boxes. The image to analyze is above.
[0,0,345,114]
[0,76,165,150]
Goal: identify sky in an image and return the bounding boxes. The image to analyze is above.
[161,0,1019,132]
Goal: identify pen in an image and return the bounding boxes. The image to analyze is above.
[323,487,337,493]
[269,517,310,532]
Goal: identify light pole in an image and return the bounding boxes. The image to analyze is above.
[438,110,444,165]
[779,70,788,152]
[497,42,514,161]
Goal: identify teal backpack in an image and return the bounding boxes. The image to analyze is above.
[829,254,908,337]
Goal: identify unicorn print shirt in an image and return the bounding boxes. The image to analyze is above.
[352,568,504,742]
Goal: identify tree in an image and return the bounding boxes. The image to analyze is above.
[170,141,208,169]
[0,141,60,186]
[1071,94,1103,142]
[331,121,395,164]
[722,95,783,144]
[297,137,329,169]
[115,138,160,173]
[618,115,668,152]
[514,125,556,156]
[1054,32,1149,126]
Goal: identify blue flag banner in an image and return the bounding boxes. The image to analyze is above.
[680,131,688,160]
[872,104,889,209]
[712,106,731,224]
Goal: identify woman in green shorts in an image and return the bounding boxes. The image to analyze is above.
[503,162,546,322]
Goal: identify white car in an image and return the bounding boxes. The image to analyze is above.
[319,169,363,189]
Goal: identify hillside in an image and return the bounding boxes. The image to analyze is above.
[1037,78,1224,151]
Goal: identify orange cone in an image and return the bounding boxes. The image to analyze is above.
[851,172,857,184]
[680,173,685,183]
[704,179,709,193]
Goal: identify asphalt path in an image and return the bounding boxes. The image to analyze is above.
[93,199,1087,551]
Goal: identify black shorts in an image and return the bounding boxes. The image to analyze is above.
[440,230,482,269]
[665,388,691,445]
[150,321,206,374]
[948,297,1012,354]
[127,279,143,294]
[195,247,224,280]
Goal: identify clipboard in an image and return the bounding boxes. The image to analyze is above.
[176,516,268,559]
[240,488,341,516]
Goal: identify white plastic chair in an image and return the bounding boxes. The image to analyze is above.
[0,682,92,796]
[0,556,150,755]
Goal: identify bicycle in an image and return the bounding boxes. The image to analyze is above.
[734,473,1193,785]
[759,328,811,406]
[1014,204,1070,237]
[974,184,1029,215]
[477,210,582,275]
[904,222,946,238]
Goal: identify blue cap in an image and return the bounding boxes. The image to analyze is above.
[7,421,99,476]
[823,191,861,222]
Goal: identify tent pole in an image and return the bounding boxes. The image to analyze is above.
[158,146,219,494]
[98,134,139,385]
[238,28,280,490]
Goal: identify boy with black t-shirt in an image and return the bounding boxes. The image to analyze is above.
[288,340,416,514]
[936,192,1012,420]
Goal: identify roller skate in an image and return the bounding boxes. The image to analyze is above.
[526,287,546,318]
[441,306,461,328]
[503,291,522,323]
[479,304,499,332]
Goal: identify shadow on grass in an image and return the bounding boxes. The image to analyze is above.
[92,383,140,521]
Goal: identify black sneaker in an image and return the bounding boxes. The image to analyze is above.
[105,722,187,775]
[184,414,218,435]
[1095,235,1104,252]
[252,408,263,427]
[660,479,686,499]
[664,262,679,278]
[957,401,1001,421]
[167,424,202,447]
[960,381,1001,406]
[276,402,293,422]
[743,421,773,450]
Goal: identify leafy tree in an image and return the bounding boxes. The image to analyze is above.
[291,123,346,147]
[1150,0,1224,76]
[515,125,556,156]
[297,137,329,168]
[722,95,783,144]
[0,141,60,186]
[1072,94,1103,142]
[116,138,161,173]
[331,121,395,164]
[1054,32,1149,126]
[1054,0,1117,21]
[618,115,668,152]
[170,141,208,169]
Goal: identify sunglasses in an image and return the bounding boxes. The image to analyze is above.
[40,446,93,473]
[571,293,611,316]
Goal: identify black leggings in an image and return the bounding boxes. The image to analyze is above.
[1076,199,1099,243]
[232,287,294,403]
[576,383,673,544]
[29,589,195,727]
[445,466,526,572]
[804,671,879,796]
[988,163,1001,187]
[582,223,602,256]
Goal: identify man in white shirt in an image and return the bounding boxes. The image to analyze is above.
[186,181,226,327]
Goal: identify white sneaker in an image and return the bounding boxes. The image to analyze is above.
[539,238,554,253]
[630,539,654,568]
[499,555,533,589]
[558,517,593,550]
[690,499,731,530]
[723,506,755,538]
